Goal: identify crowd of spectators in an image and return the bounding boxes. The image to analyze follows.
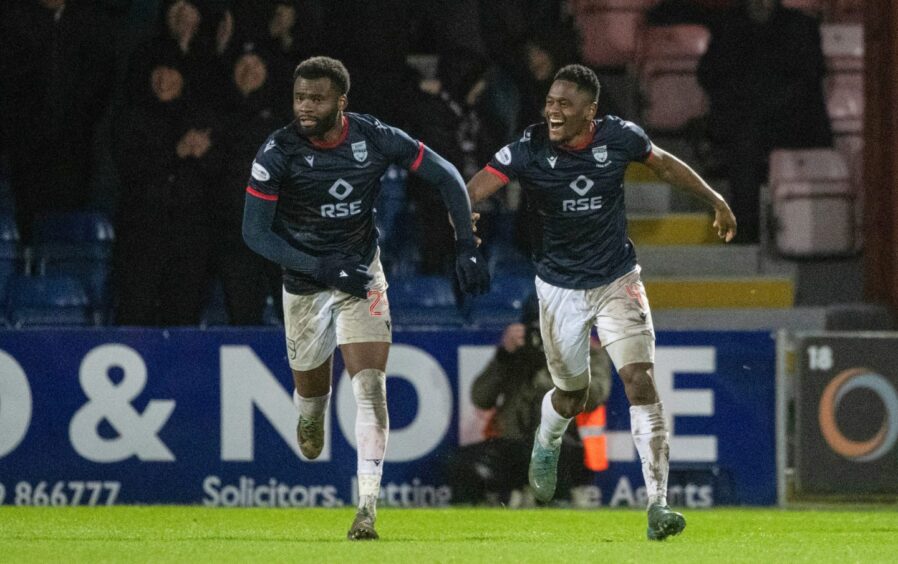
[0,0,838,325]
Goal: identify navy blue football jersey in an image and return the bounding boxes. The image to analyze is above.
[248,112,424,293]
[486,116,652,289]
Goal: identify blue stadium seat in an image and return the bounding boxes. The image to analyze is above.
[32,211,114,312]
[486,240,535,277]
[5,274,90,327]
[388,275,465,327]
[467,275,535,327]
[0,213,21,313]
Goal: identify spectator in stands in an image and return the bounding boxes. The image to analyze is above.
[112,57,219,326]
[447,296,612,506]
[697,0,832,244]
[402,51,495,275]
[230,0,323,121]
[126,0,228,110]
[211,46,283,325]
[0,0,116,242]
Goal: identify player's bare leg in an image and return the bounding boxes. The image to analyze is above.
[529,380,589,503]
[341,341,390,541]
[292,358,333,460]
[619,362,686,540]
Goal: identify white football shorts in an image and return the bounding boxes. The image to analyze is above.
[535,266,655,390]
[283,249,392,371]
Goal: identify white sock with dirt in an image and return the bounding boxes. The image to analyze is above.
[630,401,670,508]
[293,387,330,420]
[352,369,389,511]
[536,389,572,448]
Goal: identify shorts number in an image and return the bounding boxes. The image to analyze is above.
[625,284,645,309]
[368,290,384,317]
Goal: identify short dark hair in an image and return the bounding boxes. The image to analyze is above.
[293,56,350,95]
[553,64,600,104]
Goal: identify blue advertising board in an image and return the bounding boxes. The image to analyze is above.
[0,329,776,507]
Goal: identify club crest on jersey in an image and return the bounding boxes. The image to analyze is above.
[352,141,368,162]
[593,145,608,163]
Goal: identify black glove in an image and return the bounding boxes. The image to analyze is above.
[316,256,373,299]
[455,238,491,295]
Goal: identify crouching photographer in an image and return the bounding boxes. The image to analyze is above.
[446,296,612,506]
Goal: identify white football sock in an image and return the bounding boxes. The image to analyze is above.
[630,401,670,508]
[352,369,389,509]
[293,387,330,420]
[537,389,572,448]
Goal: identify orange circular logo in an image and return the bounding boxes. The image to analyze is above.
[818,368,898,462]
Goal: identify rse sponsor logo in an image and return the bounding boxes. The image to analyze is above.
[321,201,362,218]
[562,196,603,212]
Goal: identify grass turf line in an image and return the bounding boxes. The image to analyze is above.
[1,506,897,563]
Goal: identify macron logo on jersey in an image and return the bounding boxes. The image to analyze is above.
[547,155,558,169]
[264,139,276,152]
[305,155,314,167]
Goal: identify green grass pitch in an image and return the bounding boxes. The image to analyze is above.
[2,506,897,562]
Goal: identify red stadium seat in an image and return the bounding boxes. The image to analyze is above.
[821,23,863,72]
[769,149,858,256]
[825,72,863,134]
[577,8,645,68]
[636,25,710,131]
[833,133,864,248]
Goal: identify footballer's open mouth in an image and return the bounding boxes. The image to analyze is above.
[298,116,318,128]
[548,118,564,132]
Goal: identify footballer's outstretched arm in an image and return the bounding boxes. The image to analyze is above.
[412,146,479,242]
[242,193,320,274]
[466,168,507,205]
[644,145,737,242]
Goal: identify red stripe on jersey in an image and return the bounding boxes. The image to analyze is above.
[484,165,509,184]
[410,141,425,172]
[643,146,655,163]
[246,186,278,201]
[310,115,349,149]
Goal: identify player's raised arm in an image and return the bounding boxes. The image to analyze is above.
[644,145,738,243]
[412,146,491,295]
[467,167,508,205]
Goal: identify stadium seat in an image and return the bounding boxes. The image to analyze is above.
[576,1,658,68]
[388,275,465,327]
[31,211,114,311]
[769,148,857,256]
[467,275,535,327]
[821,24,863,72]
[5,274,90,327]
[833,133,864,248]
[637,25,710,131]
[825,72,863,134]
[0,213,21,314]
[486,240,535,277]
